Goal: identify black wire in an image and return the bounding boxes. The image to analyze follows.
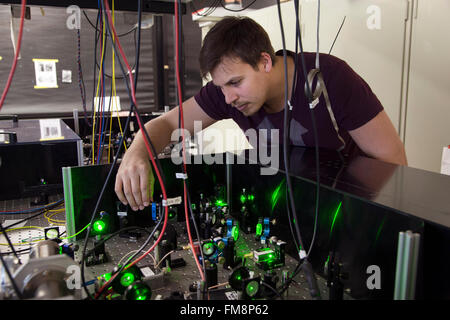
[1,199,65,231]
[85,0,168,299]
[134,0,142,92]
[175,0,207,296]
[85,226,151,256]
[260,280,284,300]
[83,10,138,37]
[93,218,163,299]
[90,10,101,119]
[93,28,138,80]
[185,180,207,284]
[77,28,91,128]
[329,16,346,55]
[190,0,221,17]
[80,12,137,293]
[277,0,322,300]
[276,0,305,255]
[282,0,302,254]
[285,188,299,252]
[277,260,304,295]
[219,0,257,12]
[79,107,132,300]
[292,0,321,258]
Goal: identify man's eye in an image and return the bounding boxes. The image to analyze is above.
[230,80,241,86]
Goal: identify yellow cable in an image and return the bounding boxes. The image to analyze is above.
[60,223,90,240]
[0,226,44,246]
[108,0,116,164]
[44,206,65,224]
[114,0,127,155]
[91,12,108,164]
[45,211,65,224]
[109,0,128,163]
[0,226,43,233]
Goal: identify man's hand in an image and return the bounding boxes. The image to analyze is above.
[115,146,154,211]
[114,96,217,211]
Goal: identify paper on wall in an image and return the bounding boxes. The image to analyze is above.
[441,146,450,176]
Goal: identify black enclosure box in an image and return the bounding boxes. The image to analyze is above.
[0,117,82,200]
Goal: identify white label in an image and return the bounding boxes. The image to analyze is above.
[225,291,239,300]
[299,250,307,259]
[39,119,62,140]
[162,196,182,207]
[175,173,188,180]
[33,59,58,88]
[62,69,72,83]
[140,267,155,277]
[94,96,121,112]
[441,147,450,176]
[0,129,4,143]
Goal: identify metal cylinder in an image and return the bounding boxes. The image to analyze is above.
[206,263,218,289]
[29,240,60,259]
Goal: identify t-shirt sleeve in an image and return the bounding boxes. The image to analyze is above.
[194,81,232,120]
[326,58,384,131]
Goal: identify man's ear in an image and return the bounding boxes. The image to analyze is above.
[260,52,273,72]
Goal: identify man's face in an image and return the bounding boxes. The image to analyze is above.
[211,55,268,117]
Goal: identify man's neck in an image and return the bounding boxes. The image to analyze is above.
[263,55,295,114]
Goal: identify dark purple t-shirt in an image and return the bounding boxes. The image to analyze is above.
[194,51,383,157]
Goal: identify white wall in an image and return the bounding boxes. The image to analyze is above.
[192,0,450,174]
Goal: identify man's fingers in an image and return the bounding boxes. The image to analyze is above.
[140,174,150,207]
[122,175,139,211]
[114,176,127,205]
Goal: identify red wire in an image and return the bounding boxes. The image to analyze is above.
[94,0,170,298]
[0,0,26,111]
[175,0,205,282]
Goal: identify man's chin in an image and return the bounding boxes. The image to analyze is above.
[241,106,257,117]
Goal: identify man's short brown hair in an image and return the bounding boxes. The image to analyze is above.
[199,16,276,79]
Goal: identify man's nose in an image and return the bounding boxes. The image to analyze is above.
[223,87,238,105]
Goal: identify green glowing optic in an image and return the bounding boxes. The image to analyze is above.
[330,201,342,236]
[135,289,150,300]
[229,266,250,291]
[256,223,263,236]
[232,226,239,241]
[93,220,106,233]
[202,242,215,255]
[103,273,112,281]
[45,228,59,239]
[245,280,259,297]
[240,195,246,204]
[375,216,387,244]
[271,179,285,212]
[215,199,226,207]
[247,194,255,201]
[120,272,136,287]
[126,282,152,300]
[168,211,176,219]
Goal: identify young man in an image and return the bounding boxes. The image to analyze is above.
[115,16,407,211]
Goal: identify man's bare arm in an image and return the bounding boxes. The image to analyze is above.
[115,96,217,210]
[349,110,407,166]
